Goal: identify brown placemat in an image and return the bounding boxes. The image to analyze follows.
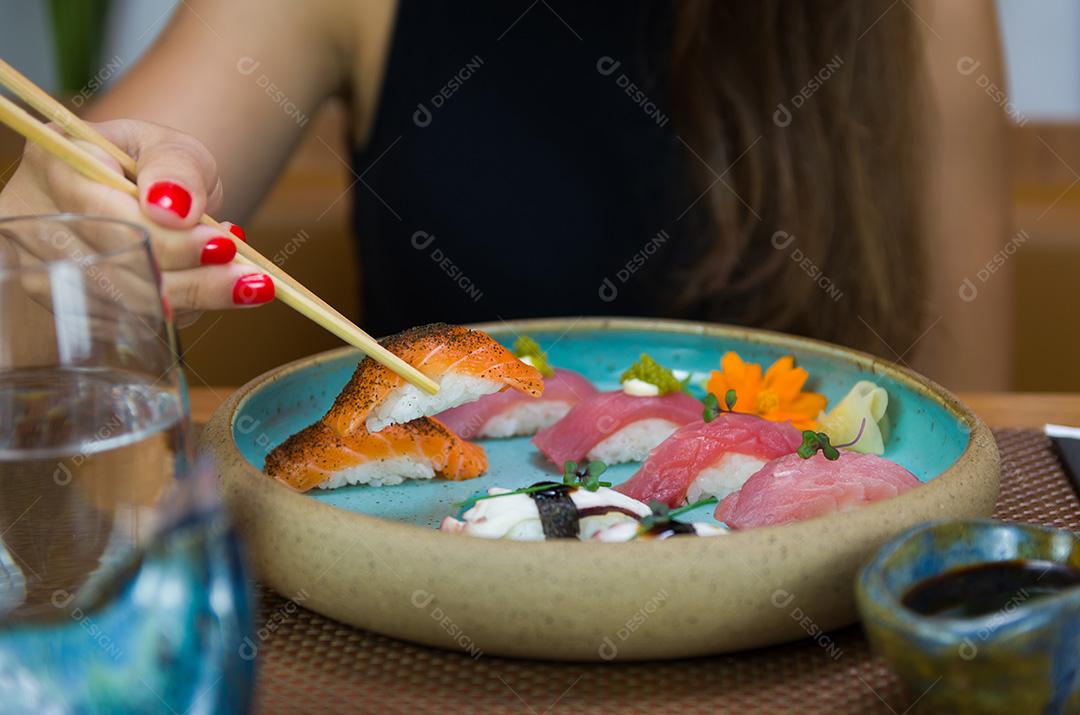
[249,429,1080,714]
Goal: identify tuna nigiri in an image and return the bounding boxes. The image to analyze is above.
[532,391,703,465]
[265,417,487,492]
[617,412,804,507]
[436,368,598,439]
[715,451,921,529]
[324,323,544,434]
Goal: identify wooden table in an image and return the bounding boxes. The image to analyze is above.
[188,386,1080,714]
[188,388,1080,429]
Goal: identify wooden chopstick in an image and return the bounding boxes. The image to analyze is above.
[0,58,136,175]
[0,85,439,395]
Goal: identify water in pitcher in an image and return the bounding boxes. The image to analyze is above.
[0,367,187,623]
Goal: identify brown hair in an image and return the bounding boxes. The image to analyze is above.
[668,0,927,355]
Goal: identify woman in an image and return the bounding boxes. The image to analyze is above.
[0,0,1011,388]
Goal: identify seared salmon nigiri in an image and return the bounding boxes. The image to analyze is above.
[265,417,488,492]
[324,323,544,434]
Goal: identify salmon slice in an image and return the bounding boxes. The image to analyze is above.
[324,323,544,434]
[264,417,488,492]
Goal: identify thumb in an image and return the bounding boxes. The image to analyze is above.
[92,119,224,229]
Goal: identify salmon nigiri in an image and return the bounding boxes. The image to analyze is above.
[265,417,488,492]
[324,323,544,434]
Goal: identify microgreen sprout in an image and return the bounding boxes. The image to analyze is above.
[702,389,737,423]
[563,460,611,491]
[639,496,719,531]
[454,460,614,510]
[796,418,867,460]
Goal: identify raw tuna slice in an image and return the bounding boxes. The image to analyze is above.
[715,451,921,529]
[532,391,703,466]
[436,368,597,439]
[617,413,803,507]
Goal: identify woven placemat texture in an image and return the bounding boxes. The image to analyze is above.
[249,429,1080,714]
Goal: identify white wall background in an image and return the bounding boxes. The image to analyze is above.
[997,0,1080,121]
[0,0,177,94]
[1,0,1079,121]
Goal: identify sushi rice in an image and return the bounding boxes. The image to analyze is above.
[315,455,438,489]
[685,453,770,504]
[478,401,575,439]
[366,374,504,432]
[587,418,682,464]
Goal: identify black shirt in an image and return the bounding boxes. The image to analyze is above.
[352,0,691,336]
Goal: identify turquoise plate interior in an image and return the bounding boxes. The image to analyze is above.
[233,324,969,529]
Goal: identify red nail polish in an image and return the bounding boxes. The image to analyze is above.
[232,273,274,305]
[147,181,193,218]
[227,224,247,242]
[200,237,237,265]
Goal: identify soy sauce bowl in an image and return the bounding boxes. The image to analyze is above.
[856,519,1080,715]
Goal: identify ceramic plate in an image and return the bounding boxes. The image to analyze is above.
[200,317,999,660]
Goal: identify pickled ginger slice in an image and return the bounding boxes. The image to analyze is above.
[817,381,889,454]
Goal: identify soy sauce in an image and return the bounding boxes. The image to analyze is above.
[901,560,1080,618]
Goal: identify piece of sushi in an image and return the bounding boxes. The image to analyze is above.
[440,483,652,540]
[265,417,487,492]
[616,412,804,507]
[532,391,703,465]
[436,368,598,439]
[715,451,921,529]
[591,520,729,542]
[324,323,544,434]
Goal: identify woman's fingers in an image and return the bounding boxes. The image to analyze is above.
[93,119,224,228]
[163,264,275,313]
[36,156,239,272]
[6,117,269,315]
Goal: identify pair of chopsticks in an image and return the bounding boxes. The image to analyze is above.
[0,58,438,395]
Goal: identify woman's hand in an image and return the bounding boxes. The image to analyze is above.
[0,118,274,325]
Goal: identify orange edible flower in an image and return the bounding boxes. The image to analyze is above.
[706,352,827,430]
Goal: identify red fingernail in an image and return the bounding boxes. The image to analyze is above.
[232,273,274,305]
[200,237,237,265]
[147,181,192,218]
[227,224,247,242]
